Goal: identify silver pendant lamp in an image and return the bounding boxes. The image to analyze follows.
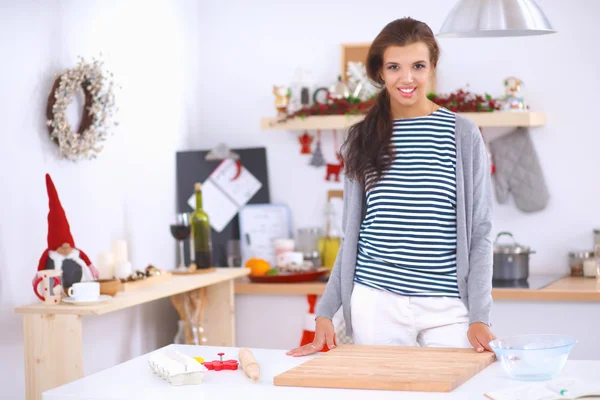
[437,0,556,38]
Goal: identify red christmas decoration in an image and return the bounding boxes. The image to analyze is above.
[427,89,502,113]
[202,353,239,371]
[32,174,98,300]
[298,131,313,154]
[325,153,344,182]
[299,294,335,352]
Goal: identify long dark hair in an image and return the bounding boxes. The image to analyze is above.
[342,18,440,190]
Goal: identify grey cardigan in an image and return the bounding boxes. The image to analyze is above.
[316,113,494,336]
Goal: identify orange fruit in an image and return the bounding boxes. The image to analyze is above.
[245,258,271,276]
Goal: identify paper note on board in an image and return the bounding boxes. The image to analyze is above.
[188,159,262,232]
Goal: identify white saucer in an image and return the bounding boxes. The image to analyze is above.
[62,295,112,305]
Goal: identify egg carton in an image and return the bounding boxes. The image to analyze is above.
[148,348,208,386]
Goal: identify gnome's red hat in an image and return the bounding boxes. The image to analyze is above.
[36,174,76,273]
[45,173,74,250]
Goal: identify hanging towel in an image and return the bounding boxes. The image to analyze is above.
[488,127,550,212]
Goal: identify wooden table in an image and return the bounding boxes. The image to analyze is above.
[14,268,249,400]
[42,344,600,400]
[234,276,600,301]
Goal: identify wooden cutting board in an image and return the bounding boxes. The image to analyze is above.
[274,345,496,392]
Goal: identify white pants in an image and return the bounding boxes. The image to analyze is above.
[350,283,472,348]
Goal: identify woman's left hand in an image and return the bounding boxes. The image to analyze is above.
[467,322,496,352]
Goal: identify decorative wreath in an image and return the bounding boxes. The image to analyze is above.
[46,56,118,161]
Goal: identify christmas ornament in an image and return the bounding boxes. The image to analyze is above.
[32,174,98,301]
[298,131,313,155]
[273,85,291,117]
[46,55,119,161]
[328,75,350,100]
[325,154,344,182]
[309,130,326,167]
[288,67,315,114]
[501,76,528,111]
[325,130,344,182]
[346,61,378,100]
[427,88,501,112]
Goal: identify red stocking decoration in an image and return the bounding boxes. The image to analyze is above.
[300,294,335,352]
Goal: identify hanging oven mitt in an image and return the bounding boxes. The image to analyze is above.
[488,127,550,212]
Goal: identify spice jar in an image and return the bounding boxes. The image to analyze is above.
[569,251,594,277]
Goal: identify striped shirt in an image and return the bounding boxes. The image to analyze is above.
[354,107,459,297]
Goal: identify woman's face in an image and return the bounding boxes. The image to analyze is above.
[380,42,433,109]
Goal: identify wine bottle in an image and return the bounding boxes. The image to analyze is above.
[190,183,213,269]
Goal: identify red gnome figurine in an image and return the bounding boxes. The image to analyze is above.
[32,174,99,301]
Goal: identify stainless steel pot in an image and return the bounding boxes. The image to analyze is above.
[493,232,536,280]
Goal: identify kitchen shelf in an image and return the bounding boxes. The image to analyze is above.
[260,111,546,131]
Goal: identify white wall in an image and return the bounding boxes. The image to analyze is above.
[2,0,600,398]
[0,1,202,398]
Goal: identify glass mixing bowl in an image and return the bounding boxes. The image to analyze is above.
[489,334,577,381]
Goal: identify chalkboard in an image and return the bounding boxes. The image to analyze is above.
[176,147,270,267]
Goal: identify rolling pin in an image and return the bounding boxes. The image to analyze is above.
[238,348,260,382]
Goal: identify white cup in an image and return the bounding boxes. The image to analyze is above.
[67,282,100,301]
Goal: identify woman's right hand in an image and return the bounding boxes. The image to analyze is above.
[286,317,336,357]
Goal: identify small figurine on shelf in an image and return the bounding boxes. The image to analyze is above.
[328,75,350,100]
[501,76,527,111]
[33,174,99,301]
[273,85,291,117]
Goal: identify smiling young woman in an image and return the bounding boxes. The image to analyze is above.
[287,17,496,358]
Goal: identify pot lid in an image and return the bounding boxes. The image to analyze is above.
[494,232,532,254]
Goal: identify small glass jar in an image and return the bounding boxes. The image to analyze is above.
[569,251,594,277]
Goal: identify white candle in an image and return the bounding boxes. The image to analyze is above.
[97,251,115,280]
[114,261,132,280]
[112,240,129,264]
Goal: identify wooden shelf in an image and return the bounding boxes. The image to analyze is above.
[15,268,250,316]
[235,276,600,302]
[260,111,546,131]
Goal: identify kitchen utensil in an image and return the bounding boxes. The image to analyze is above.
[493,232,535,280]
[274,345,496,392]
[489,334,577,381]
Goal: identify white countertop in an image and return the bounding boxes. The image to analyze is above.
[43,345,600,400]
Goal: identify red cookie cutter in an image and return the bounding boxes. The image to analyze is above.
[202,353,239,371]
